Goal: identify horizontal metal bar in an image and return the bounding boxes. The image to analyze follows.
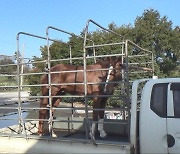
[128,54,150,58]
[0,118,128,126]
[87,53,125,59]
[0,63,17,67]
[85,42,125,48]
[50,57,83,63]
[0,104,128,111]
[0,85,18,88]
[127,40,153,54]
[19,66,123,76]
[47,26,93,43]
[20,81,123,88]
[19,72,47,76]
[17,32,62,43]
[129,71,152,74]
[87,19,124,39]
[129,62,152,65]
[0,74,17,77]
[20,59,47,66]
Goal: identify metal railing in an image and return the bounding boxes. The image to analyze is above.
[0,19,154,145]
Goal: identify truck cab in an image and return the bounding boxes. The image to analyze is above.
[131,78,180,154]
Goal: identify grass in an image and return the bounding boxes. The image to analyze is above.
[0,76,29,92]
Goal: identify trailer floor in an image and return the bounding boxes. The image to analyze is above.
[53,129,129,144]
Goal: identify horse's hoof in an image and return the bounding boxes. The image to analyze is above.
[89,132,97,145]
[100,131,107,138]
[38,133,42,137]
[52,132,57,137]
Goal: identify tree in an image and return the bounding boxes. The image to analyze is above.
[27,9,179,96]
[133,9,180,77]
[0,57,16,74]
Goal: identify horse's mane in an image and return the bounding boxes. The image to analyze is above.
[95,58,110,66]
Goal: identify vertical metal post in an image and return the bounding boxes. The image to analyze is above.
[152,53,155,77]
[92,43,96,63]
[121,43,126,121]
[125,40,130,141]
[83,20,90,140]
[46,28,53,136]
[69,45,72,64]
[16,34,25,135]
[20,44,24,91]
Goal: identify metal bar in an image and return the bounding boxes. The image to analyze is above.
[83,20,89,139]
[16,34,25,134]
[0,85,18,88]
[85,42,125,49]
[0,74,17,77]
[0,63,17,67]
[46,27,53,136]
[127,40,153,54]
[49,53,124,63]
[128,62,152,65]
[129,71,153,74]
[125,40,130,141]
[20,59,47,65]
[16,32,61,43]
[69,46,72,64]
[0,106,128,112]
[128,54,150,58]
[19,80,124,88]
[50,57,83,62]
[87,19,124,39]
[47,26,94,43]
[152,53,155,76]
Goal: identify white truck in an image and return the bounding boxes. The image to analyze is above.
[130,78,180,154]
[0,77,179,154]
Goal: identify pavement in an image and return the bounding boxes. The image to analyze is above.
[0,91,30,105]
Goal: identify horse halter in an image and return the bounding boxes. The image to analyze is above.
[104,65,114,93]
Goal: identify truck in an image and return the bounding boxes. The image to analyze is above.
[0,20,179,153]
[0,77,179,153]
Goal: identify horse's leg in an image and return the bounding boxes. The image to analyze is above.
[98,97,108,138]
[50,97,61,137]
[90,95,101,140]
[49,87,62,137]
[38,97,49,135]
[38,86,61,136]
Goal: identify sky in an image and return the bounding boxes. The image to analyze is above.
[0,0,179,59]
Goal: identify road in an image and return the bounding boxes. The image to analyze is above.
[0,91,30,105]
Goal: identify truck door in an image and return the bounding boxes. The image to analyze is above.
[167,83,180,153]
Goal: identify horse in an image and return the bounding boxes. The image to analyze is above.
[38,56,124,139]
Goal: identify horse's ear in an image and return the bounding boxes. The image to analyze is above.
[116,56,122,62]
[106,57,111,62]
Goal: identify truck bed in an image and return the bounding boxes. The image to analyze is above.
[0,117,130,153]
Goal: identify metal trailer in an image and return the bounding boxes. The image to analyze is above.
[0,19,154,153]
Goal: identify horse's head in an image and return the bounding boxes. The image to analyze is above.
[107,56,124,81]
[102,56,124,94]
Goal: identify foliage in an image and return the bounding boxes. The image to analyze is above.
[133,9,180,77]
[0,58,16,74]
[26,9,180,108]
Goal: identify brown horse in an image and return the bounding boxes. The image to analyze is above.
[38,56,124,139]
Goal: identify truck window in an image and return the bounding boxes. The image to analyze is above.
[170,83,180,118]
[150,83,168,118]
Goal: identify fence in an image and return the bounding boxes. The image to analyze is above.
[0,19,154,145]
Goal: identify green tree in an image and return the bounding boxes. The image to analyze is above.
[133,9,180,77]
[27,9,180,96]
[0,58,16,74]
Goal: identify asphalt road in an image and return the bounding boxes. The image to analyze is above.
[0,91,86,128]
